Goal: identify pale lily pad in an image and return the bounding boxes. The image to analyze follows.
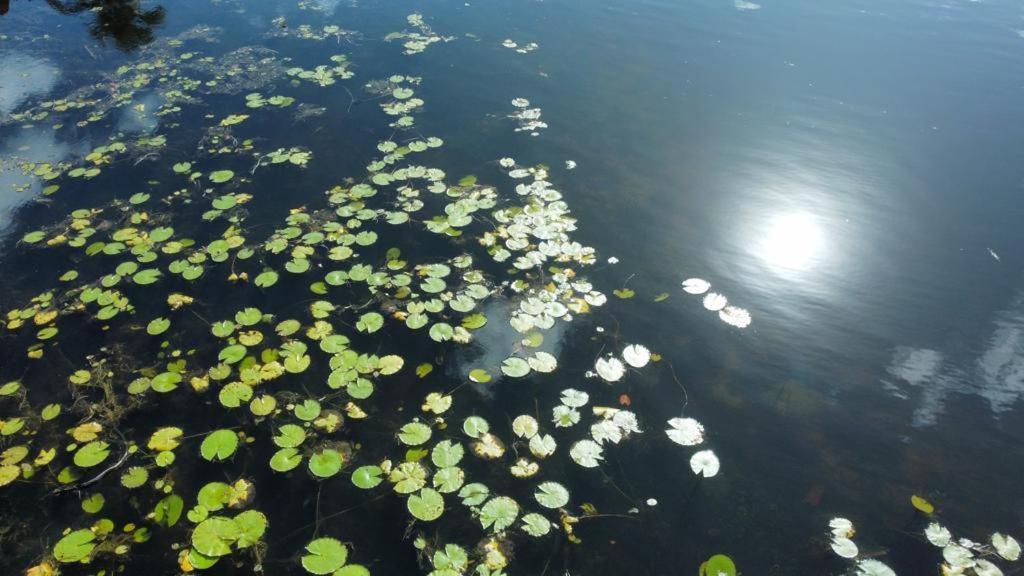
[569,440,603,468]
[690,449,720,477]
[398,422,432,446]
[622,344,650,368]
[666,417,705,446]
[501,356,530,377]
[594,357,625,382]
[480,496,519,532]
[534,481,569,509]
[992,533,1021,561]
[682,278,711,294]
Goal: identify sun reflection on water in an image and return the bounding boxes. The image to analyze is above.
[759,211,825,271]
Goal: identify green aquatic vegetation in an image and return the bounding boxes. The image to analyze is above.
[0,13,693,576]
[534,481,569,509]
[479,496,520,532]
[408,487,445,521]
[200,429,240,461]
[352,465,384,489]
[53,528,97,563]
[302,537,348,574]
[308,448,344,477]
[699,555,737,576]
[286,55,355,86]
[385,13,454,55]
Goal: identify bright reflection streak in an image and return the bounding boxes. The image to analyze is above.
[760,212,823,270]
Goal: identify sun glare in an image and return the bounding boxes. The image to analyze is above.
[760,211,823,270]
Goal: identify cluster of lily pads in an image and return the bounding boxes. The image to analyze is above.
[384,13,454,56]
[681,278,751,328]
[500,39,539,54]
[0,12,740,576]
[829,497,1021,576]
[508,98,547,136]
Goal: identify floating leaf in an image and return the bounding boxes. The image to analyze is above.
[521,513,551,537]
[270,448,303,472]
[666,417,705,446]
[121,466,149,488]
[254,270,279,288]
[910,494,934,515]
[351,465,383,489]
[73,441,111,468]
[407,487,445,521]
[501,356,530,378]
[594,356,625,382]
[209,170,235,183]
[147,317,171,336]
[201,430,239,461]
[301,538,348,575]
[234,510,268,548]
[53,529,96,563]
[154,494,184,527]
[855,559,897,576]
[622,344,650,368]
[613,288,635,299]
[703,292,728,311]
[569,440,603,468]
[992,533,1021,561]
[148,427,183,451]
[308,449,344,478]
[682,278,711,295]
[480,496,519,532]
[462,416,489,438]
[719,306,751,328]
[356,312,384,333]
[398,422,432,446]
[690,449,720,478]
[431,440,464,468]
[534,481,569,509]
[831,537,859,558]
[191,516,240,557]
[699,554,737,576]
[469,368,491,383]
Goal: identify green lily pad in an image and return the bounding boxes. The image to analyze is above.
[407,488,444,521]
[480,496,519,532]
[270,448,303,472]
[53,529,96,563]
[210,170,235,183]
[301,537,348,575]
[191,516,240,557]
[254,270,279,288]
[356,312,383,333]
[351,465,383,489]
[147,317,171,335]
[74,441,111,468]
[200,430,239,461]
[308,449,343,478]
[398,422,432,446]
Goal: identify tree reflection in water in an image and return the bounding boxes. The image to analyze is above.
[0,0,165,51]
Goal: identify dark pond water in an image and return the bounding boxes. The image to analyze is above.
[1,0,1023,575]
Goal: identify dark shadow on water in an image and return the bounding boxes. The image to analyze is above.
[1,0,166,51]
